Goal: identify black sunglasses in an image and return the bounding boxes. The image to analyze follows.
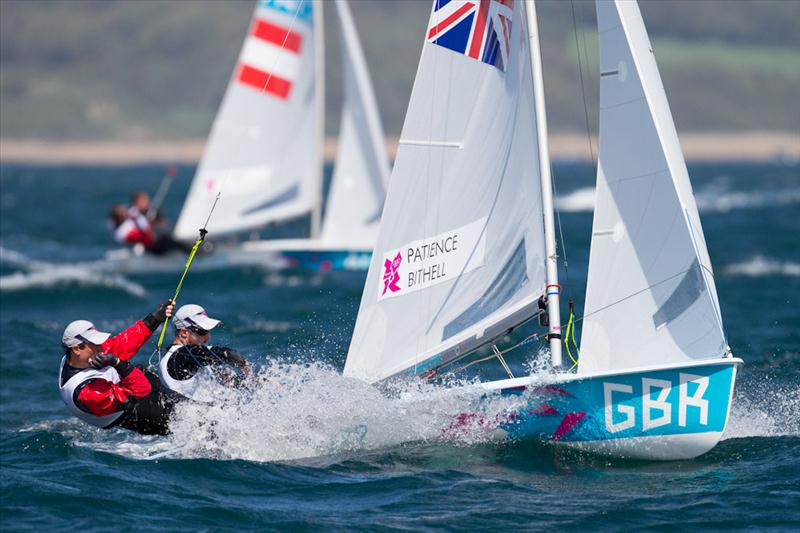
[188,325,209,336]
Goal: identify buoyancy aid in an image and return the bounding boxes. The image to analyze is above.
[58,356,124,428]
[158,345,214,401]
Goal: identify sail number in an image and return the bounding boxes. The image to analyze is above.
[603,373,709,433]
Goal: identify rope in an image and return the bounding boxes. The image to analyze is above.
[492,344,515,379]
[436,332,542,379]
[154,193,221,355]
[570,0,597,167]
[563,299,580,372]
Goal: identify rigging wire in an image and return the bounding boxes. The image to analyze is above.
[553,0,604,369]
[570,0,598,167]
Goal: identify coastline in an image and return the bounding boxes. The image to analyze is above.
[0,132,797,165]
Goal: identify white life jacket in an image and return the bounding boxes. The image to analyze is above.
[58,356,124,428]
[158,345,214,401]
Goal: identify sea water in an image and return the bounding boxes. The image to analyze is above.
[1,162,798,530]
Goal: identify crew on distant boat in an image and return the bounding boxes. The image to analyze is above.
[58,300,180,435]
[159,304,252,401]
[107,193,191,256]
[129,191,168,234]
[109,203,154,250]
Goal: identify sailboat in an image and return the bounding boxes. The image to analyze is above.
[343,0,741,460]
[106,0,388,273]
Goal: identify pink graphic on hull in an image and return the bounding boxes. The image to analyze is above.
[382,252,402,295]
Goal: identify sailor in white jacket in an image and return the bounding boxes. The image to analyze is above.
[159,304,251,401]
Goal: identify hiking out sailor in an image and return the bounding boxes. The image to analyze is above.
[58,300,180,435]
[159,304,252,401]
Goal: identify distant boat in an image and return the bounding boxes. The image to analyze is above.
[343,0,741,460]
[109,0,389,273]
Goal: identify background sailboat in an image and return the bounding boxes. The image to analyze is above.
[136,0,389,273]
[239,0,390,271]
[343,0,742,460]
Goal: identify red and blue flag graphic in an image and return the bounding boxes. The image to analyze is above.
[426,0,514,72]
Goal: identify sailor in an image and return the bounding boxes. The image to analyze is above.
[129,191,167,231]
[109,203,154,250]
[159,304,252,401]
[108,198,191,256]
[58,300,180,435]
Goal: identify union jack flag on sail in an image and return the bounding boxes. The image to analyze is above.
[426,0,514,72]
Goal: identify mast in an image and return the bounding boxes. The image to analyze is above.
[310,0,325,239]
[525,0,562,368]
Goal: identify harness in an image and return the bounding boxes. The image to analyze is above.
[58,357,124,428]
[158,345,215,401]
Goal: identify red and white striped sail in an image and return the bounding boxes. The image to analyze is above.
[174,0,322,240]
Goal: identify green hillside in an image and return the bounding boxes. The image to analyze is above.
[1,0,798,140]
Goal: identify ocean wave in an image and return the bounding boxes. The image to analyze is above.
[722,256,800,277]
[0,269,148,297]
[555,185,800,214]
[0,246,148,297]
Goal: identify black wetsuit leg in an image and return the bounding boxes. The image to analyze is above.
[146,235,193,256]
[116,369,182,436]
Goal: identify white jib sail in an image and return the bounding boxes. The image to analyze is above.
[579,0,727,374]
[344,0,548,383]
[174,0,322,240]
[319,0,390,248]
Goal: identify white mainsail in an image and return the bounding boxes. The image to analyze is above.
[320,0,390,247]
[579,0,727,374]
[174,0,322,240]
[344,0,548,383]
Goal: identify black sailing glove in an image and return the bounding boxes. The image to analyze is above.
[89,353,135,377]
[89,353,119,369]
[144,299,173,331]
[212,347,248,369]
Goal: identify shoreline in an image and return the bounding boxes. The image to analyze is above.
[1,132,797,165]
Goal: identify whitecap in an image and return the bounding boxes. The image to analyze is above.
[0,246,148,297]
[723,256,800,277]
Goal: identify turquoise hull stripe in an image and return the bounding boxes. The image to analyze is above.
[501,363,735,442]
[280,250,371,272]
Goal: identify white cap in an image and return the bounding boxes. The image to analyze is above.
[61,320,111,348]
[173,304,221,331]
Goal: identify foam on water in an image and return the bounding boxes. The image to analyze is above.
[32,363,527,463]
[555,187,596,213]
[723,255,800,277]
[0,268,148,297]
[724,372,800,440]
[0,245,148,297]
[163,363,530,462]
[555,184,800,214]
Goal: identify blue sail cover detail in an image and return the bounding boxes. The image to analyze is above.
[241,184,300,216]
[442,239,528,341]
[652,260,704,329]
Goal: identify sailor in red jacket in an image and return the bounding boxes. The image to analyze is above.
[58,300,179,435]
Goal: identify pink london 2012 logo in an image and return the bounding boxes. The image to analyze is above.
[382,252,402,295]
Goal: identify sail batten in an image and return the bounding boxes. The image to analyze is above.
[579,0,727,374]
[344,0,548,383]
